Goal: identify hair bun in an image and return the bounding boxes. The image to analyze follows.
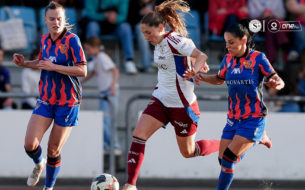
[239,18,255,36]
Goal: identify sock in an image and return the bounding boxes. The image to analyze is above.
[25,145,43,164]
[194,139,220,156]
[127,136,146,185]
[217,148,237,190]
[45,155,61,188]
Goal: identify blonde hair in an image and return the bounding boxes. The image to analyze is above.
[141,0,190,36]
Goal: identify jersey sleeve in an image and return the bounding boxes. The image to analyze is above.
[217,55,229,80]
[167,33,195,56]
[69,35,87,65]
[258,53,276,78]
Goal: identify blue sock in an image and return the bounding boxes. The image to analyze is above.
[217,148,237,190]
[25,146,42,164]
[45,155,61,188]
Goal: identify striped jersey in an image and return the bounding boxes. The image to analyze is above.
[152,31,196,108]
[217,49,276,119]
[38,28,86,107]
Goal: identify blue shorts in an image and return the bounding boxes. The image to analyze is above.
[221,117,266,142]
[33,100,79,127]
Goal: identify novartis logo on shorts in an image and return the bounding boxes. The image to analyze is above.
[248,19,302,33]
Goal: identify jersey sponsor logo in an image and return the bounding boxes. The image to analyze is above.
[48,56,57,62]
[180,129,188,134]
[231,68,241,74]
[226,79,255,85]
[59,44,67,54]
[174,120,188,128]
[158,56,166,60]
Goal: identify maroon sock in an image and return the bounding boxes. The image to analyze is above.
[127,137,146,185]
[194,139,220,156]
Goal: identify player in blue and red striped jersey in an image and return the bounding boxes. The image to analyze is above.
[12,2,86,190]
[184,19,285,190]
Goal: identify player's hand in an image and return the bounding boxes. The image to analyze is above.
[38,58,55,71]
[264,78,281,89]
[12,53,25,67]
[183,68,196,80]
[199,63,210,73]
[194,73,204,86]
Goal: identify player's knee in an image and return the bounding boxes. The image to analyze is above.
[180,149,194,158]
[132,131,149,141]
[222,148,237,163]
[47,145,61,157]
[24,142,38,151]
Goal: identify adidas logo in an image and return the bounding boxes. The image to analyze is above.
[128,158,136,164]
[180,129,187,134]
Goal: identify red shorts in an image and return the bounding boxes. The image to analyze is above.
[143,97,200,137]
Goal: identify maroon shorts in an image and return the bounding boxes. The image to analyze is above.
[143,97,200,137]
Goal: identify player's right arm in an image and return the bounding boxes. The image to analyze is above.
[13,53,40,69]
[195,74,224,86]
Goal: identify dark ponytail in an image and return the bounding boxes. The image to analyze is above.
[225,18,255,49]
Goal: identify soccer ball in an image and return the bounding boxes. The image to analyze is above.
[91,173,119,190]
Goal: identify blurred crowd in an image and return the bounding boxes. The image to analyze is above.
[0,0,305,112]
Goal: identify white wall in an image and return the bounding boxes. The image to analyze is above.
[140,112,305,180]
[0,110,103,178]
[1,111,305,180]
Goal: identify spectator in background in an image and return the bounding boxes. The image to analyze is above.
[83,0,138,74]
[286,0,305,57]
[0,48,13,110]
[21,49,41,109]
[248,0,289,67]
[208,0,248,36]
[127,0,154,73]
[82,37,122,155]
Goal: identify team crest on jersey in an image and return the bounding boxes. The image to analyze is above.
[242,60,252,69]
[59,44,67,54]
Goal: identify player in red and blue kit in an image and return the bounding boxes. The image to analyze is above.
[184,19,285,190]
[12,2,86,190]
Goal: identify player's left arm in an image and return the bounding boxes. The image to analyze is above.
[259,53,285,90]
[38,58,87,77]
[264,74,285,90]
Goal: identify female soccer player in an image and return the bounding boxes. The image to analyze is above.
[184,19,285,190]
[123,1,220,189]
[12,2,86,190]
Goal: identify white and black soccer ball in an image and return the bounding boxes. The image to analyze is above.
[91,173,119,190]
